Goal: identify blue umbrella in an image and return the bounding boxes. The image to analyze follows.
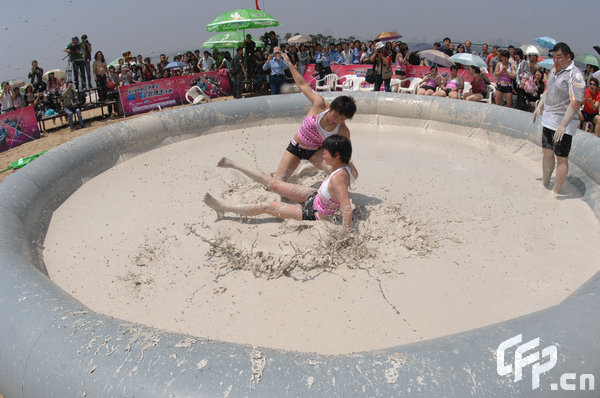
[537,59,554,70]
[165,61,187,69]
[534,36,557,50]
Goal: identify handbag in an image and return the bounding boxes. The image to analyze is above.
[106,79,116,91]
[523,77,536,94]
[365,62,376,84]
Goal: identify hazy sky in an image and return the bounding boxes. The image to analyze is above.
[1,0,596,82]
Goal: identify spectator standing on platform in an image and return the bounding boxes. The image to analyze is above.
[93,51,108,103]
[533,42,585,195]
[230,47,246,99]
[199,51,216,72]
[65,36,87,90]
[263,46,288,95]
[28,60,44,92]
[81,35,93,88]
[62,81,84,130]
[11,87,23,110]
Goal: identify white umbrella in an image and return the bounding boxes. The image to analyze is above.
[520,44,542,56]
[287,34,311,44]
[43,69,66,80]
[8,79,25,88]
[418,49,454,68]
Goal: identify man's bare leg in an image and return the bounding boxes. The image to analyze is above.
[542,148,555,189]
[553,156,569,194]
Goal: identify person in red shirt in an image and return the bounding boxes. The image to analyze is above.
[579,77,600,137]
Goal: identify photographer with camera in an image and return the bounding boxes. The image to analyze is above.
[81,35,93,89]
[65,36,88,90]
[369,42,392,92]
[28,60,45,93]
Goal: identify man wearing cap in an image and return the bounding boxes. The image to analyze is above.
[533,42,585,195]
[65,36,87,90]
[263,46,288,95]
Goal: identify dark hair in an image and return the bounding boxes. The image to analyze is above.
[590,77,599,87]
[508,45,515,50]
[514,48,524,60]
[329,95,356,119]
[498,49,510,59]
[430,65,438,71]
[450,65,458,71]
[552,42,574,60]
[94,51,105,62]
[471,66,481,74]
[443,37,451,43]
[322,134,352,164]
[31,60,37,65]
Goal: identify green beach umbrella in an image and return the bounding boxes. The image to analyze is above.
[574,54,600,67]
[206,8,280,32]
[0,151,47,173]
[203,31,263,49]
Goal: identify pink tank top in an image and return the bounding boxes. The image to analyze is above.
[446,77,459,89]
[426,76,437,88]
[313,165,353,218]
[296,109,341,150]
[498,65,512,85]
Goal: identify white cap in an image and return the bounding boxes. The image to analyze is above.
[375,42,385,50]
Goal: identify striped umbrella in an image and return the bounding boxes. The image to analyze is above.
[375,32,402,42]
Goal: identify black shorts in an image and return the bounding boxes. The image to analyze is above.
[542,127,573,158]
[301,191,318,221]
[286,140,318,160]
[497,84,512,93]
[581,111,598,124]
[395,70,406,76]
[422,85,436,91]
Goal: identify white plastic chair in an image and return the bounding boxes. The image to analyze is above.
[315,74,338,92]
[481,84,495,104]
[390,78,403,92]
[461,81,472,99]
[185,86,210,104]
[340,76,365,91]
[397,77,423,95]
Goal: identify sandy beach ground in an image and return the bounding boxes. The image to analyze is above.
[42,116,600,355]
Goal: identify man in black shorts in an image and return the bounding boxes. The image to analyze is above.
[533,43,584,195]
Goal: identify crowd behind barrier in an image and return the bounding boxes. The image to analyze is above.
[0,33,599,153]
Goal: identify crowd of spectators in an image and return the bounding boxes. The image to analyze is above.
[1,33,599,135]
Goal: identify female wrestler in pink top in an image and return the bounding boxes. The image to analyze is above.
[276,53,358,182]
[204,135,355,233]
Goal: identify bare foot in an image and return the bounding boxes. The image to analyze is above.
[203,193,225,218]
[217,157,234,168]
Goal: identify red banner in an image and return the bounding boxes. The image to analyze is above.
[119,70,232,116]
[0,106,41,153]
[303,64,494,89]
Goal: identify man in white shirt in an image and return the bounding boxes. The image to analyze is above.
[199,51,216,72]
[533,42,585,195]
[341,42,352,65]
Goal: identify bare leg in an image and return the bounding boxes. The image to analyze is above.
[495,91,503,106]
[204,193,302,220]
[594,116,600,137]
[542,148,555,188]
[274,151,301,181]
[218,157,314,203]
[553,156,569,194]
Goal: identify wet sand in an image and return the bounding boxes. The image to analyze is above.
[43,120,600,354]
